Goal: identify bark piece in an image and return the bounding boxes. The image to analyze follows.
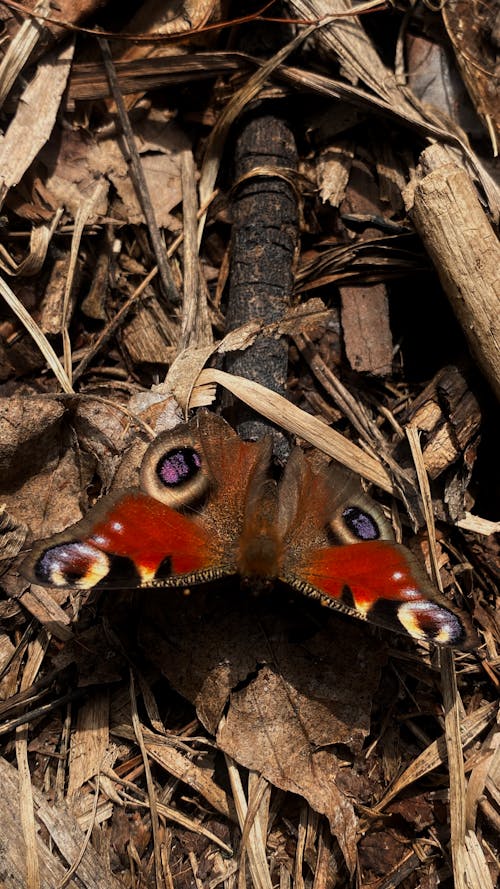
[0,41,74,209]
[316,142,353,207]
[404,145,500,401]
[340,282,392,376]
[67,690,110,799]
[404,366,482,480]
[120,296,177,368]
[339,159,393,376]
[39,256,81,335]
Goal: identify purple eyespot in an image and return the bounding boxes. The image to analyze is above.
[343,506,379,540]
[156,446,202,488]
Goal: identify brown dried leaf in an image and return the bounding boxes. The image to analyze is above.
[406,34,484,139]
[0,396,87,533]
[140,588,386,873]
[40,127,109,219]
[0,504,28,562]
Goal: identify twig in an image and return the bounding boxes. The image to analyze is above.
[98,37,180,307]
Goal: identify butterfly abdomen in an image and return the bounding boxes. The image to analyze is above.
[236,480,283,580]
[236,530,284,580]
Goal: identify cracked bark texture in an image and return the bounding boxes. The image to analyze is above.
[224,111,299,459]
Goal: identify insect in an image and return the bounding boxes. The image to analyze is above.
[22,412,477,648]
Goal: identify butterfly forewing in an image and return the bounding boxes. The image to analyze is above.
[25,490,229,590]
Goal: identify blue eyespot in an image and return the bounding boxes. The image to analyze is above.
[156,447,202,488]
[343,506,379,540]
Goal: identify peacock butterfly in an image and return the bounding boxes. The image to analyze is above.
[22,412,477,649]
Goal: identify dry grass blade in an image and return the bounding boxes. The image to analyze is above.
[143,739,235,821]
[0,691,83,737]
[441,649,469,889]
[0,274,74,393]
[375,701,496,812]
[56,777,100,889]
[464,829,496,889]
[98,37,180,307]
[294,805,307,889]
[13,629,50,889]
[67,51,251,101]
[196,368,394,491]
[0,0,49,108]
[16,725,41,889]
[129,669,162,889]
[62,182,108,383]
[0,211,63,278]
[295,331,414,489]
[224,756,273,889]
[122,795,234,855]
[406,424,440,584]
[466,723,500,831]
[179,148,212,350]
[406,426,470,888]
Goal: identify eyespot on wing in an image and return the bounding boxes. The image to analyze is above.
[33,540,111,588]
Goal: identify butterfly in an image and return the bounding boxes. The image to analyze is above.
[22,412,477,649]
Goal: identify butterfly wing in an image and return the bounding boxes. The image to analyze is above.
[23,490,225,589]
[279,451,477,649]
[287,538,477,648]
[22,412,272,591]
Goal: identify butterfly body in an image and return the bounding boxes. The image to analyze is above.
[22,412,477,649]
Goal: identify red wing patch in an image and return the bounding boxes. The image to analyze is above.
[286,540,476,648]
[30,493,226,589]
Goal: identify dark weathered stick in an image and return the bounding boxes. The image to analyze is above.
[224,111,299,458]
